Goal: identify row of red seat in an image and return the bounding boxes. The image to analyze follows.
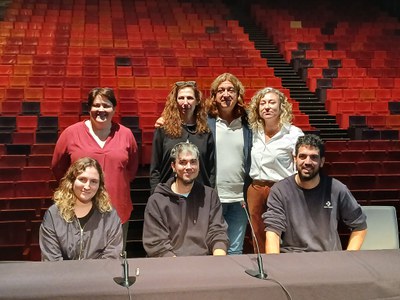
[303,50,399,63]
[324,149,400,162]
[329,174,399,191]
[324,161,400,175]
[335,113,400,130]
[310,66,400,80]
[0,71,279,87]
[0,49,262,59]
[251,4,400,127]
[0,53,268,66]
[0,143,54,155]
[0,43,258,54]
[1,56,266,67]
[326,88,400,102]
[0,180,54,199]
[327,100,390,115]
[0,26,246,37]
[326,89,398,103]
[0,218,42,260]
[0,166,53,181]
[1,63,269,80]
[325,139,400,150]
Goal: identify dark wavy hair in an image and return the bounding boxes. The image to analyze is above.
[295,134,325,158]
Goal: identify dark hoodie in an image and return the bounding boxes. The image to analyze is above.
[143,177,229,257]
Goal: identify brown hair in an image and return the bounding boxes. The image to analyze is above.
[161,81,209,138]
[88,87,117,107]
[207,73,247,119]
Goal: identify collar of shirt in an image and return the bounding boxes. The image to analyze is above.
[256,123,291,143]
[216,116,242,129]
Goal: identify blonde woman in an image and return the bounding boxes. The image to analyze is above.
[40,157,122,261]
[247,87,304,253]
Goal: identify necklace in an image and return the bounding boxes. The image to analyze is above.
[183,123,196,134]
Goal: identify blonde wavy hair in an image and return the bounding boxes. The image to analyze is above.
[161,81,209,138]
[54,157,112,222]
[207,73,247,119]
[248,87,293,131]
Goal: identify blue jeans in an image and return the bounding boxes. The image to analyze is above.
[222,202,248,255]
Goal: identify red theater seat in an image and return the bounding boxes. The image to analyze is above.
[0,155,27,167]
[27,154,53,166]
[21,167,53,181]
[386,115,400,129]
[355,161,382,175]
[0,167,22,181]
[0,208,38,221]
[12,132,35,145]
[0,220,28,246]
[14,181,53,198]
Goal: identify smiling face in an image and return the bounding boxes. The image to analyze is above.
[258,92,281,123]
[176,87,197,120]
[171,149,199,186]
[295,145,325,183]
[73,166,100,205]
[215,80,238,114]
[89,95,115,125]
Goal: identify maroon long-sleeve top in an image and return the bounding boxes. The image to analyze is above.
[51,121,138,223]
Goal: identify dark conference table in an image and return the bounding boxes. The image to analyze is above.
[1,250,400,300]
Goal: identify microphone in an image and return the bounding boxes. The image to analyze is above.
[241,201,268,280]
[113,251,136,287]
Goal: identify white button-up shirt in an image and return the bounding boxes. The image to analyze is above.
[249,124,304,182]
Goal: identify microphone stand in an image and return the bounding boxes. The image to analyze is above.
[241,201,268,280]
[114,251,136,287]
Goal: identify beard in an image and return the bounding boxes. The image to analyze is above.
[181,177,195,185]
[297,167,320,182]
[175,173,196,186]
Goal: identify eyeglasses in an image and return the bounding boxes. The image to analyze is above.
[175,81,197,88]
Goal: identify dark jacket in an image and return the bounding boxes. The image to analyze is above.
[150,126,216,193]
[143,178,229,257]
[39,204,123,261]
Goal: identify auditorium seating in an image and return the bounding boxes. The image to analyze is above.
[251,0,400,138]
[324,140,400,203]
[250,1,400,222]
[0,0,399,260]
[0,0,310,159]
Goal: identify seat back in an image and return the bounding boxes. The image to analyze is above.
[361,206,399,250]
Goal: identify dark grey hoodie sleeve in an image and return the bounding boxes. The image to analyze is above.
[142,194,176,257]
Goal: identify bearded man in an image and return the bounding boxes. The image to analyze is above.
[143,142,228,257]
[263,134,367,253]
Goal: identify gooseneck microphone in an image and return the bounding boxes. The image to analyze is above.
[114,251,136,287]
[241,201,268,280]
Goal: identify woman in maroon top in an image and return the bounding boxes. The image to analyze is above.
[51,87,138,250]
